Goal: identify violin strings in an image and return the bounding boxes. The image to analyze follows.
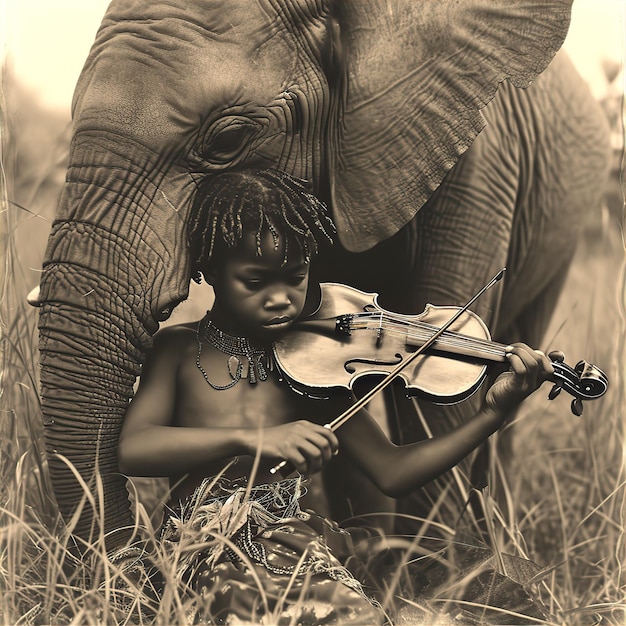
[347,312,507,358]
[389,326,504,357]
[351,323,504,359]
[349,311,505,351]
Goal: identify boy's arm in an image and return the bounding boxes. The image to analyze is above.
[117,327,250,476]
[118,327,338,477]
[334,343,554,498]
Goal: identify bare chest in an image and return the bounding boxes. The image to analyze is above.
[173,345,320,429]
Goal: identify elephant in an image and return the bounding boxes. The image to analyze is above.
[33,0,611,550]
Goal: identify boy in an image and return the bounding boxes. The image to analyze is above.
[118,169,553,624]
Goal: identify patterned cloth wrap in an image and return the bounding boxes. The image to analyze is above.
[160,474,387,625]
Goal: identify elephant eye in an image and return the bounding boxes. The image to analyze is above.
[200,117,261,166]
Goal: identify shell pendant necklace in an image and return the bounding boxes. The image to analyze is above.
[196,313,271,390]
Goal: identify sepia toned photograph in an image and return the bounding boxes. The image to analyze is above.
[1,1,624,624]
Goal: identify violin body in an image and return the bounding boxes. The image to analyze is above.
[274,283,498,403]
[273,283,608,413]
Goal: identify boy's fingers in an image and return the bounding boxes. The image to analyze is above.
[289,451,307,474]
[506,344,536,372]
[534,349,555,376]
[320,424,340,452]
[295,442,323,474]
[302,431,335,461]
[308,427,335,446]
[505,344,553,384]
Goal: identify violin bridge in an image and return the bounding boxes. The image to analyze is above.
[375,311,384,347]
[376,326,384,347]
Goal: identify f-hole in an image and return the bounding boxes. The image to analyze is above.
[344,353,403,374]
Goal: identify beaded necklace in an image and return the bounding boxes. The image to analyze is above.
[196,314,271,389]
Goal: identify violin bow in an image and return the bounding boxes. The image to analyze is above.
[271,268,507,475]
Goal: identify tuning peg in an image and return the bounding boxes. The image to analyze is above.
[548,350,565,363]
[548,384,562,400]
[571,397,583,416]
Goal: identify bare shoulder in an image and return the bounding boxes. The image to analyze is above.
[149,321,198,358]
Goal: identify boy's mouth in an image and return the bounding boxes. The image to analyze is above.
[264,316,293,328]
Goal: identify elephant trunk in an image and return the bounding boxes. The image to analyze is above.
[37,140,191,548]
[38,274,146,545]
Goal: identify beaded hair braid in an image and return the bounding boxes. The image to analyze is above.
[188,169,335,278]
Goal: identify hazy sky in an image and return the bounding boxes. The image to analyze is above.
[1,0,624,113]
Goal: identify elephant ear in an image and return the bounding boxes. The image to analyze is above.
[332,0,572,251]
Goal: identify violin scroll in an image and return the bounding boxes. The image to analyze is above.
[547,354,608,416]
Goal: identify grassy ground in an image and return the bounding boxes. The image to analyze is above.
[504,229,625,625]
[1,81,625,624]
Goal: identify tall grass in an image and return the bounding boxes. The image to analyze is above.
[1,76,625,624]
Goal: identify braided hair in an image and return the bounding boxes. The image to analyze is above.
[188,169,335,280]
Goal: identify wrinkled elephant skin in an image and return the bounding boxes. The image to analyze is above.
[36,0,610,546]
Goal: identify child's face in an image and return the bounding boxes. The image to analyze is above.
[208,228,310,339]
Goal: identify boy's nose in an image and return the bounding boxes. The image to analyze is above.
[264,289,291,310]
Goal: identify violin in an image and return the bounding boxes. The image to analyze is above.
[269,278,608,475]
[273,282,608,415]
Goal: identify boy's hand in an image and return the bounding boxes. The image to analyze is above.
[257,421,339,476]
[485,343,554,416]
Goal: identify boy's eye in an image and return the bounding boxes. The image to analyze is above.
[288,275,307,285]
